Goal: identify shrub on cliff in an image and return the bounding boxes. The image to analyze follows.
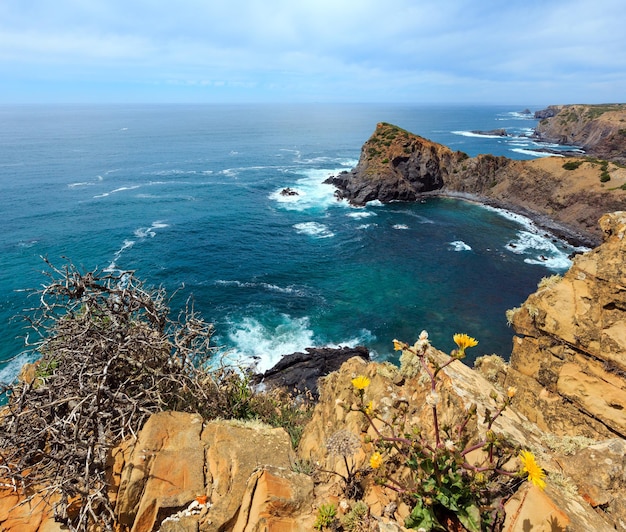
[0,260,303,531]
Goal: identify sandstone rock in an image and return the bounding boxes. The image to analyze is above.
[115,413,295,531]
[507,212,626,439]
[232,467,314,531]
[534,104,626,163]
[0,489,61,532]
[298,354,613,529]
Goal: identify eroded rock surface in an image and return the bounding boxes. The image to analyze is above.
[502,212,626,440]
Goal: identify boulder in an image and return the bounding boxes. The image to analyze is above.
[298,354,615,530]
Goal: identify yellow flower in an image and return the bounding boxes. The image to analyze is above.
[507,386,517,398]
[453,333,478,351]
[351,375,371,390]
[365,400,374,416]
[519,450,546,490]
[392,339,404,351]
[369,451,383,469]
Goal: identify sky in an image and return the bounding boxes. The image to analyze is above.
[1,0,624,105]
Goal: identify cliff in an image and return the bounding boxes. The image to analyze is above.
[3,214,626,530]
[327,122,626,246]
[489,212,626,439]
[534,104,626,163]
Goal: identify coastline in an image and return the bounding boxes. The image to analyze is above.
[421,190,599,249]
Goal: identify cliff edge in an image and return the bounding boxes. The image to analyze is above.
[328,122,626,246]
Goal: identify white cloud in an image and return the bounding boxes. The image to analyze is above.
[0,0,624,103]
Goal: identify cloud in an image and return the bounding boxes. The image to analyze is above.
[0,0,624,103]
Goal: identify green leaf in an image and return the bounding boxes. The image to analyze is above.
[456,504,482,532]
[405,500,438,531]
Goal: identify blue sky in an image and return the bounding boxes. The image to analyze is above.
[1,0,624,105]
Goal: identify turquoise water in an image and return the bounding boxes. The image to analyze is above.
[0,104,580,382]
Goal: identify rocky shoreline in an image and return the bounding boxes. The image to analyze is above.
[326,121,626,247]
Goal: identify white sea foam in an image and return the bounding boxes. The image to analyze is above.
[106,221,169,272]
[452,130,507,139]
[215,279,306,296]
[219,315,374,373]
[221,315,316,372]
[270,168,345,212]
[293,222,334,238]
[0,353,34,385]
[347,211,376,219]
[450,240,472,251]
[393,224,409,230]
[482,205,586,271]
[510,148,564,158]
[68,181,95,188]
[506,231,573,269]
[94,185,142,198]
[496,111,535,120]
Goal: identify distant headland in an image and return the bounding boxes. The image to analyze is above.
[326,104,626,248]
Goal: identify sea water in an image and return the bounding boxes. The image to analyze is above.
[0,103,583,382]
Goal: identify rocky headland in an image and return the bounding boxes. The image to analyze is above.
[534,104,626,163]
[327,120,626,247]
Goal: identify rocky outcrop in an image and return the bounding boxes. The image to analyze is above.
[327,122,626,246]
[534,104,626,163]
[326,123,466,205]
[113,412,314,532]
[253,345,370,398]
[491,212,626,440]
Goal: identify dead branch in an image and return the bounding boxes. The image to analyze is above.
[0,260,246,531]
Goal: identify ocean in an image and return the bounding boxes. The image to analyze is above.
[0,103,583,383]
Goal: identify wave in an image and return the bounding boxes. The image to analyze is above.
[0,352,35,386]
[496,111,535,121]
[93,185,142,198]
[482,205,587,271]
[269,168,348,212]
[510,148,564,158]
[452,130,508,139]
[215,279,307,296]
[293,222,334,238]
[67,181,96,188]
[218,314,374,373]
[220,314,316,372]
[105,221,169,272]
[450,240,472,251]
[347,211,377,219]
[392,224,409,230]
[506,231,573,270]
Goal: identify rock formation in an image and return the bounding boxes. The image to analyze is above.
[327,122,626,246]
[484,212,626,440]
[534,104,626,163]
[252,345,370,398]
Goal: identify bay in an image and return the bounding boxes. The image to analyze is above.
[0,103,580,382]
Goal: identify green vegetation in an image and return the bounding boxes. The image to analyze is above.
[350,333,544,531]
[562,160,583,170]
[314,503,338,530]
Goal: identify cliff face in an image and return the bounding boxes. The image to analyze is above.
[499,212,626,439]
[329,122,626,246]
[534,104,626,163]
[327,122,466,205]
